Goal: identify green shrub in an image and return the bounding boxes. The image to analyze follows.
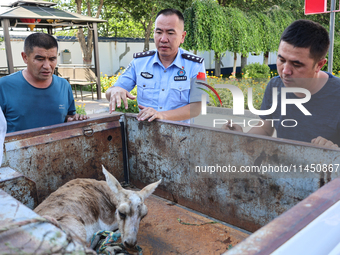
[76,104,87,115]
[242,63,270,79]
[206,76,268,110]
[322,40,340,74]
[100,73,139,113]
[115,86,139,113]
[115,99,139,113]
[100,73,120,93]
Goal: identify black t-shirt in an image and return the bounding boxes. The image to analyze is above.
[259,73,340,145]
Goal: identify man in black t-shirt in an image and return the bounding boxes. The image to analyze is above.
[224,19,339,148]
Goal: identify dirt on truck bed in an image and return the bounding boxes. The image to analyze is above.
[138,195,249,255]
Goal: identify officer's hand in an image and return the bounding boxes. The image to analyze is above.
[106,86,136,113]
[221,120,243,132]
[137,105,164,122]
[311,136,339,148]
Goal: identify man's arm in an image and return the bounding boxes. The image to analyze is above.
[137,102,201,122]
[0,107,5,164]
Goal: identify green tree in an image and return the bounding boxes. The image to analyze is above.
[184,2,265,76]
[252,7,295,65]
[108,0,157,51]
[322,33,340,73]
[53,0,104,64]
[249,12,275,65]
[100,5,144,38]
[75,0,104,64]
[239,12,263,71]
[183,0,230,76]
[183,1,297,76]
[217,0,302,14]
[55,0,193,51]
[224,7,253,76]
[106,0,192,51]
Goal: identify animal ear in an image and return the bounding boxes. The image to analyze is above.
[102,165,122,196]
[139,179,161,200]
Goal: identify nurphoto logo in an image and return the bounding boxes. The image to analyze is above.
[200,84,311,128]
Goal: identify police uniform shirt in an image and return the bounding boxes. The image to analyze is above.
[114,48,206,123]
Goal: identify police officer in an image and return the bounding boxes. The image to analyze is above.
[105,8,206,123]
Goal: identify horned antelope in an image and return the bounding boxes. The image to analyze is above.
[34,165,161,249]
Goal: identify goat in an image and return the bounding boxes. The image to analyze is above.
[34,165,161,249]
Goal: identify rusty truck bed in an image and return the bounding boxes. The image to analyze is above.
[2,114,340,254]
[0,187,248,255]
[138,195,249,255]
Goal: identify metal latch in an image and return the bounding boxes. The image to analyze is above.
[83,127,94,137]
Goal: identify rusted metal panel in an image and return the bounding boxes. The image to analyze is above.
[138,194,249,254]
[125,114,340,233]
[0,189,87,254]
[4,115,121,142]
[224,177,340,255]
[3,115,124,203]
[0,167,38,209]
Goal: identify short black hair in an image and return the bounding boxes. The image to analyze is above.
[155,8,184,23]
[280,19,329,62]
[24,33,58,55]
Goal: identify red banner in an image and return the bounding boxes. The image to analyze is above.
[305,0,327,14]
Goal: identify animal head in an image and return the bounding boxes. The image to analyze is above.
[102,165,161,248]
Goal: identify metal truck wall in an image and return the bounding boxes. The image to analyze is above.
[0,166,38,209]
[125,115,340,233]
[2,115,124,204]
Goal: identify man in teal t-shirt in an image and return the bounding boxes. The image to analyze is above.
[0,107,5,164]
[0,33,88,133]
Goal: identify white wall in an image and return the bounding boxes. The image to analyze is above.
[0,39,26,68]
[58,40,83,66]
[0,36,277,76]
[198,50,277,70]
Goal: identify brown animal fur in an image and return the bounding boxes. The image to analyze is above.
[34,166,161,248]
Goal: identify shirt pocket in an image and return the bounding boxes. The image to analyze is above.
[136,79,156,106]
[168,81,191,109]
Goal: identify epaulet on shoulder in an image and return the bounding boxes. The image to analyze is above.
[181,53,204,63]
[133,51,156,58]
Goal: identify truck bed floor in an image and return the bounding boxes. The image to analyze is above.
[137,195,249,255]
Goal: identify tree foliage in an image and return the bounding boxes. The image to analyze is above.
[53,0,144,38]
[224,7,252,56]
[265,6,295,51]
[53,0,193,55]
[105,0,156,50]
[53,0,104,64]
[103,0,192,51]
[183,2,259,75]
[183,0,231,75]
[183,0,297,75]
[250,11,276,54]
[322,33,340,73]
[75,0,104,64]
[100,5,144,38]
[183,0,230,52]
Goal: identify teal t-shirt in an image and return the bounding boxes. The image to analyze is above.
[0,71,76,133]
